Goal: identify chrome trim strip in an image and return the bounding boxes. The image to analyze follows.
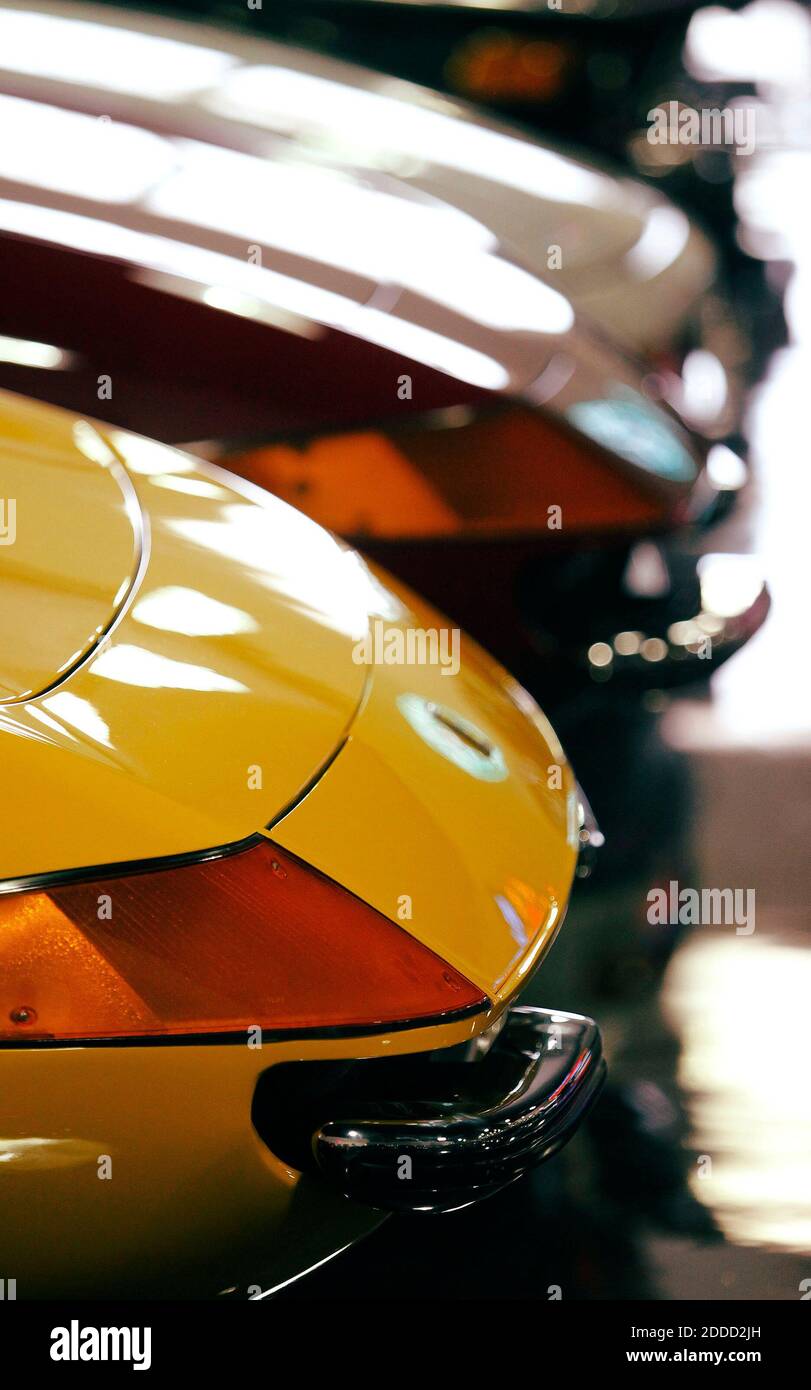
[575,780,604,879]
[0,831,265,897]
[313,1005,605,1212]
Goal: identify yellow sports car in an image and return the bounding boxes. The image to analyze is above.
[0,389,603,1299]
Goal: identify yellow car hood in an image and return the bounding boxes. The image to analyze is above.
[0,392,370,879]
[1,392,579,1002]
[274,573,580,1002]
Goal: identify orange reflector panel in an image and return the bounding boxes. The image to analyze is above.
[0,840,485,1042]
[224,405,667,542]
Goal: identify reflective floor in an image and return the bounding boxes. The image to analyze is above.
[286,107,811,1300]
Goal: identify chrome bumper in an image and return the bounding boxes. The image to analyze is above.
[313,1006,605,1213]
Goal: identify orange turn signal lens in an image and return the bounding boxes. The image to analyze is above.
[222,404,668,542]
[0,839,486,1043]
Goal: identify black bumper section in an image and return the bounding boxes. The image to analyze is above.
[312,1006,606,1213]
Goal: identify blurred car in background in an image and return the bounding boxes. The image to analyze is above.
[137,0,786,414]
[216,407,768,702]
[0,0,767,703]
[1,3,751,434]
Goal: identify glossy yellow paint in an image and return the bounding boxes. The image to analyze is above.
[0,393,370,878]
[0,1010,493,1298]
[0,396,139,700]
[274,571,579,1000]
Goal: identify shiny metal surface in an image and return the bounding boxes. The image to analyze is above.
[313,1006,605,1212]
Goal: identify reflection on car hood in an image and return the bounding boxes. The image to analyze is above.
[0,392,142,701]
[0,391,379,880]
[274,568,581,1000]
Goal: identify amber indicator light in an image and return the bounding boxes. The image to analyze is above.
[0,840,485,1042]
